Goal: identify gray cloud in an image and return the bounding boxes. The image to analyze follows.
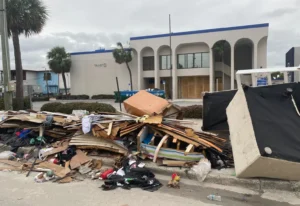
[264,8,298,18]
[1,0,300,70]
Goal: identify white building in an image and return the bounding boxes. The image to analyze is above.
[70,23,268,99]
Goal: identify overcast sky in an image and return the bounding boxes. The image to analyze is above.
[1,0,300,70]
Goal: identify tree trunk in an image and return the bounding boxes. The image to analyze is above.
[12,32,24,110]
[62,72,68,95]
[125,62,133,91]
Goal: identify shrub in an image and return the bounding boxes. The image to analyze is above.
[0,97,31,110]
[181,105,203,119]
[41,102,63,112]
[91,94,115,99]
[32,96,50,102]
[41,102,116,114]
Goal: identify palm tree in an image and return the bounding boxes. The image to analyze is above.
[47,47,71,96]
[112,42,133,91]
[6,0,48,110]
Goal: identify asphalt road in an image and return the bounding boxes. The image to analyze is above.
[0,171,290,206]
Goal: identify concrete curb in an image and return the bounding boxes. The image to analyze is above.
[1,145,299,193]
[99,157,300,192]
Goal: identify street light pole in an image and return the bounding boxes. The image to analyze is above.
[0,0,12,110]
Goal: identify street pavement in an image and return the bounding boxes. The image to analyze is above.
[0,171,290,206]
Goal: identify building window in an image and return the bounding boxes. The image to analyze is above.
[177,52,209,69]
[44,72,52,81]
[160,55,171,70]
[11,71,26,80]
[143,56,154,71]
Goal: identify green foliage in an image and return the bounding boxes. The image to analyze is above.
[41,102,116,114]
[112,42,132,64]
[271,72,284,80]
[181,105,203,119]
[47,47,71,73]
[91,94,115,99]
[0,97,31,110]
[6,0,48,36]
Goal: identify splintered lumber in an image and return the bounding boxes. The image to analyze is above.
[143,115,163,124]
[120,123,144,136]
[42,141,69,157]
[157,124,222,152]
[70,134,128,155]
[153,135,169,163]
[185,144,194,155]
[107,122,113,136]
[151,126,200,147]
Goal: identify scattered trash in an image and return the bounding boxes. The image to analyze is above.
[167,173,180,189]
[191,158,211,182]
[207,194,222,202]
[100,168,114,180]
[34,172,54,183]
[0,151,16,160]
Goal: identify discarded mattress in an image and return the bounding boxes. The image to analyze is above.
[227,83,300,180]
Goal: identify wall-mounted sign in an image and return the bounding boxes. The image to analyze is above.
[94,63,107,68]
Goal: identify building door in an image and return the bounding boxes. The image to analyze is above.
[178,76,209,99]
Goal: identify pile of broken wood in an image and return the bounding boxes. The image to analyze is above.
[0,90,233,183]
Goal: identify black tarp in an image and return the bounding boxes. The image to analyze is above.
[245,83,300,162]
[202,90,237,131]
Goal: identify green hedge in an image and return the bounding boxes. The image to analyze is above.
[181,105,203,119]
[56,95,89,100]
[0,97,31,110]
[41,102,116,114]
[91,94,115,99]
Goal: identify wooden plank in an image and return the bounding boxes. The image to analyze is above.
[70,150,90,169]
[152,127,200,147]
[184,144,194,156]
[107,122,113,136]
[177,141,181,150]
[136,127,146,152]
[153,135,169,163]
[42,141,69,157]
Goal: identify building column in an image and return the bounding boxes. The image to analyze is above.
[230,47,235,90]
[172,51,177,100]
[209,48,214,92]
[252,43,258,87]
[154,50,160,88]
[137,51,142,90]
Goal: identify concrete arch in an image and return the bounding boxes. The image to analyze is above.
[234,38,254,69]
[140,46,154,57]
[257,36,268,68]
[211,40,232,91]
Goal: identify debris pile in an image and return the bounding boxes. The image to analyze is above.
[0,90,233,189]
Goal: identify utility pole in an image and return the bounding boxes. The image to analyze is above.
[169,14,173,99]
[0,0,13,110]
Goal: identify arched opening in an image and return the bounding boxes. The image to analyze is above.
[234,38,254,86]
[157,45,172,98]
[176,42,210,99]
[141,47,155,89]
[212,40,231,91]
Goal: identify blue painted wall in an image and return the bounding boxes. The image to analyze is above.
[37,71,59,94]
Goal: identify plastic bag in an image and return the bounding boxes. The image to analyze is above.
[191,158,211,182]
[0,151,16,160]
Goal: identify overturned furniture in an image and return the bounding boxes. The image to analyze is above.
[227,66,300,180]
